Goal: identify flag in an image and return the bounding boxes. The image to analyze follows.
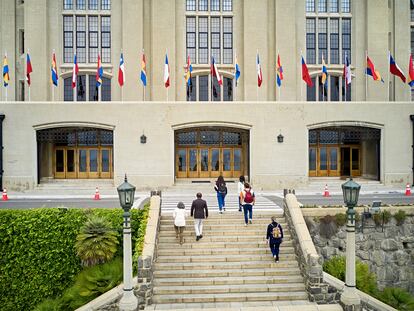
[321,56,328,85]
[276,54,283,87]
[366,56,384,82]
[185,55,193,87]
[164,53,170,88]
[3,54,9,87]
[389,53,406,83]
[409,55,414,87]
[343,55,351,87]
[26,53,33,86]
[256,53,263,87]
[118,53,125,87]
[51,52,58,86]
[96,54,103,87]
[301,56,313,86]
[210,57,222,85]
[72,53,78,89]
[235,55,241,86]
[140,52,147,86]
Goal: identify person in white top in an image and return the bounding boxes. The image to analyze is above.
[237,176,246,212]
[240,183,255,226]
[173,201,187,245]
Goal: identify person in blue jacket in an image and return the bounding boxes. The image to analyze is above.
[266,216,284,262]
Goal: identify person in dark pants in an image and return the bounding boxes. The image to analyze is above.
[190,192,208,241]
[266,216,284,262]
[214,175,227,213]
[240,182,255,226]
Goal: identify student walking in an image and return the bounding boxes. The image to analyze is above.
[266,216,284,262]
[190,192,208,241]
[214,175,227,213]
[237,175,245,212]
[173,201,187,245]
[240,182,255,226]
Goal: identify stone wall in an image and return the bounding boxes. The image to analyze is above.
[306,210,414,294]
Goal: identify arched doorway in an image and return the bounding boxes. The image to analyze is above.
[175,127,249,179]
[37,127,113,180]
[308,126,381,179]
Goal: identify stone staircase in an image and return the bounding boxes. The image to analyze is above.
[146,212,317,310]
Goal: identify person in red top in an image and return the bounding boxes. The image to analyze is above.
[240,182,255,226]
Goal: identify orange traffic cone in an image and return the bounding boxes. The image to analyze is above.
[405,183,411,196]
[323,184,330,197]
[2,188,8,201]
[94,187,101,200]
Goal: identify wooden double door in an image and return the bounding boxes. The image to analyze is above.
[176,147,243,178]
[309,145,360,177]
[54,147,113,179]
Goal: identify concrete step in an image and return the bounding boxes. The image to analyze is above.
[145,302,342,310]
[153,267,302,279]
[156,253,297,263]
[153,275,304,286]
[158,235,289,243]
[159,222,287,228]
[161,213,284,220]
[153,283,306,295]
[156,246,296,256]
[157,240,294,249]
[159,230,291,237]
[153,260,299,271]
[151,291,309,304]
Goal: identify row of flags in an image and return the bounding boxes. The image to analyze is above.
[3,51,414,92]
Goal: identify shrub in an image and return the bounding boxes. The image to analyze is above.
[377,287,414,311]
[393,210,407,226]
[75,216,119,267]
[373,210,392,226]
[319,215,338,238]
[323,255,345,281]
[334,213,347,227]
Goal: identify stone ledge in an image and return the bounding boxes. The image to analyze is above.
[301,206,414,217]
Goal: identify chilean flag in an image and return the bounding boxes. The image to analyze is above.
[118,53,125,87]
[409,55,414,87]
[389,53,406,83]
[301,56,313,86]
[164,54,170,88]
[72,53,79,89]
[257,53,263,87]
[26,53,33,86]
[211,57,222,85]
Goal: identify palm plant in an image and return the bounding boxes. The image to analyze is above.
[75,216,119,267]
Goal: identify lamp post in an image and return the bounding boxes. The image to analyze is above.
[340,178,361,310]
[117,174,138,311]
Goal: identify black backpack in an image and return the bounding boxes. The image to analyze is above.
[218,182,227,194]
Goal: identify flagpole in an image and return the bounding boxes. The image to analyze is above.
[256,49,259,102]
[142,49,146,102]
[166,49,168,102]
[300,50,303,101]
[234,49,237,101]
[344,52,347,102]
[27,49,31,102]
[387,50,390,102]
[277,49,280,102]
[365,50,368,101]
[120,49,124,102]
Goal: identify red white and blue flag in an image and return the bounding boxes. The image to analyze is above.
[301,56,313,86]
[343,54,351,87]
[257,53,263,87]
[72,53,79,89]
[164,53,170,88]
[409,55,414,87]
[389,53,406,83]
[211,57,222,85]
[26,52,33,86]
[118,53,125,87]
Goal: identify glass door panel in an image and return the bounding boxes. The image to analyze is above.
[54,149,65,178]
[351,147,360,176]
[88,149,99,178]
[309,147,317,177]
[328,147,340,176]
[177,149,187,178]
[318,147,328,176]
[233,148,242,177]
[100,148,111,178]
[222,148,232,178]
[66,149,77,178]
[199,148,209,178]
[188,148,198,178]
[210,148,220,178]
[78,149,88,178]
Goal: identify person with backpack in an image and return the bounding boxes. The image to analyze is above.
[237,175,245,212]
[214,175,227,214]
[266,216,284,262]
[240,182,255,225]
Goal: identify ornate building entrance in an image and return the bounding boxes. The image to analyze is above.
[175,127,249,179]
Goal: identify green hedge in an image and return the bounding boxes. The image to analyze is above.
[0,207,148,311]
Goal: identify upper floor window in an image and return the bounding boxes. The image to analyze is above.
[185,0,233,64]
[63,0,110,10]
[187,74,233,102]
[64,75,111,101]
[63,14,111,63]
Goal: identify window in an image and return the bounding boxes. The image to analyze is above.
[211,0,220,11]
[199,0,208,11]
[211,17,220,63]
[188,75,233,101]
[186,0,196,11]
[330,76,340,101]
[330,18,339,64]
[198,17,208,64]
[19,30,24,55]
[212,76,221,101]
[223,77,233,101]
[342,18,351,63]
[199,76,208,101]
[89,74,98,101]
[19,80,25,101]
[307,77,317,101]
[186,17,196,62]
[64,0,73,10]
[187,78,196,101]
[342,77,351,101]
[223,0,232,11]
[102,77,111,101]
[318,0,327,12]
[89,0,98,10]
[64,75,110,101]
[77,75,86,101]
[101,0,110,10]
[76,0,85,10]
[329,0,338,12]
[341,0,351,13]
[63,12,111,63]
[306,19,316,64]
[306,0,315,12]
[223,17,233,63]
[308,75,350,101]
[318,19,327,63]
[64,78,73,101]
